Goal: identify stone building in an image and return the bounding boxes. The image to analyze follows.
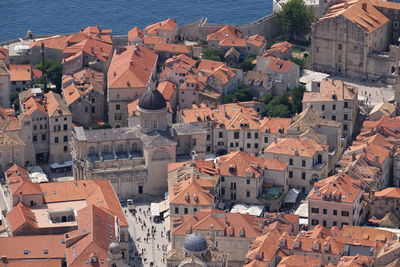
[18,88,72,164]
[107,46,158,128]
[302,79,358,142]
[368,187,400,220]
[311,0,400,81]
[144,18,178,43]
[0,60,10,108]
[71,87,207,197]
[62,68,105,127]
[263,137,329,194]
[307,173,365,229]
[0,132,25,171]
[179,101,290,155]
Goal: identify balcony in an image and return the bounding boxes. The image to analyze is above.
[258,186,284,201]
[85,150,145,170]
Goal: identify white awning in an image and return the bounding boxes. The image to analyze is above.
[295,202,309,218]
[284,188,300,204]
[150,202,160,217]
[230,204,264,217]
[49,161,73,169]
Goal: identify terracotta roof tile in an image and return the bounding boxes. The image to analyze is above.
[153,43,193,55]
[7,202,38,234]
[277,255,322,267]
[107,46,158,89]
[144,18,177,35]
[308,173,363,203]
[265,57,294,73]
[0,234,65,260]
[29,35,69,50]
[128,26,144,42]
[169,177,215,206]
[303,79,358,102]
[265,137,327,157]
[8,64,32,82]
[207,26,242,41]
[375,187,400,198]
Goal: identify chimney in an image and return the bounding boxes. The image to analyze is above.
[362,2,367,11]
[344,2,349,8]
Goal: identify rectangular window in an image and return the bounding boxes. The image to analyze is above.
[246,191,251,198]
[289,158,293,166]
[311,208,319,214]
[343,124,348,131]
[175,207,179,214]
[247,132,251,138]
[221,187,225,195]
[323,220,327,227]
[255,133,259,139]
[55,137,59,144]
[234,132,239,139]
[91,107,95,113]
[311,219,319,225]
[41,134,46,141]
[332,104,336,110]
[338,44,342,50]
[344,114,349,120]
[321,104,325,111]
[332,115,336,121]
[184,208,188,214]
[247,143,251,148]
[341,211,350,217]
[33,135,37,142]
[254,143,258,149]
[219,132,223,138]
[63,124,68,131]
[246,179,250,185]
[221,176,225,182]
[64,146,68,152]
[116,104,121,110]
[333,210,337,216]
[264,136,268,143]
[230,143,234,147]
[302,160,306,167]
[207,135,211,141]
[344,101,349,108]
[289,171,293,178]
[231,193,236,200]
[301,172,306,180]
[63,136,68,142]
[323,209,327,214]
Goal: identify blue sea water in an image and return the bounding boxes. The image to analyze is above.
[1,0,272,42]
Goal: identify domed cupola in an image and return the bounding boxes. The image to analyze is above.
[183,233,208,256]
[138,87,167,111]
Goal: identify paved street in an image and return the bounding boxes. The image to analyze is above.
[124,201,169,267]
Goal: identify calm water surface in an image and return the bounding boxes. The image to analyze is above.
[1,0,272,41]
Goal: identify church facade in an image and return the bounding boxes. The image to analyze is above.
[71,87,207,197]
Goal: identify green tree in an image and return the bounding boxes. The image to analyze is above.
[275,0,315,40]
[267,104,291,117]
[10,91,20,111]
[224,87,253,103]
[240,56,256,71]
[202,49,224,61]
[261,91,272,104]
[289,85,306,114]
[34,59,63,93]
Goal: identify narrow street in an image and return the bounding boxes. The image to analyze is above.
[124,201,169,267]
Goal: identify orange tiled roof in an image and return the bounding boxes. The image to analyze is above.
[308,173,363,203]
[265,56,294,73]
[65,205,116,266]
[216,151,288,178]
[336,255,373,267]
[264,137,327,157]
[63,34,112,63]
[207,25,242,41]
[7,202,38,234]
[277,255,322,267]
[375,187,400,198]
[153,43,192,55]
[303,79,358,102]
[322,0,389,33]
[0,234,65,260]
[157,81,176,101]
[259,117,292,134]
[0,47,9,61]
[29,35,69,50]
[39,180,128,226]
[270,41,293,53]
[128,26,144,42]
[143,36,168,45]
[219,38,247,47]
[144,18,177,35]
[107,46,158,89]
[8,64,32,82]
[44,91,71,117]
[172,209,264,238]
[169,177,215,206]
[246,230,282,263]
[333,224,396,244]
[81,25,113,43]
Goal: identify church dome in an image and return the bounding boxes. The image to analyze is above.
[138,88,166,111]
[183,233,208,252]
[109,242,121,255]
